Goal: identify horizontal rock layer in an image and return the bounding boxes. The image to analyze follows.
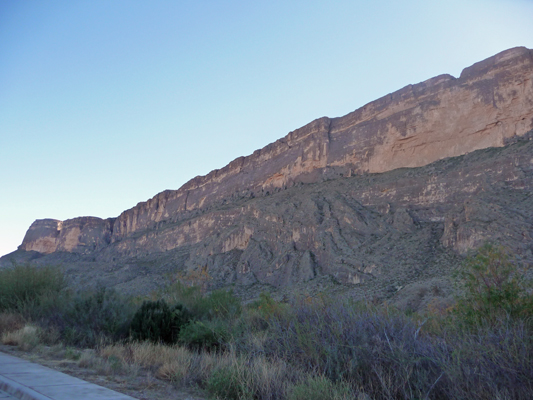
[104,46,533,243]
[7,133,533,301]
[20,217,114,255]
[14,47,533,285]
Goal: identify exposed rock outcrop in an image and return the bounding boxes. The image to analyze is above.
[20,219,62,254]
[104,46,533,242]
[21,217,114,254]
[6,47,533,300]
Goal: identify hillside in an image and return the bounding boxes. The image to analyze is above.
[2,47,533,309]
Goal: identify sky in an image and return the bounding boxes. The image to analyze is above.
[1,0,533,257]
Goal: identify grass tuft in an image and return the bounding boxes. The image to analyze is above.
[1,324,42,351]
[0,312,26,335]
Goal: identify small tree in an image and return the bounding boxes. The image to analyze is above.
[453,243,532,326]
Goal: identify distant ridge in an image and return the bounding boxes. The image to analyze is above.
[3,47,533,306]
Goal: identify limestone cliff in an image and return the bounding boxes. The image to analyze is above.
[8,47,533,302]
[104,46,533,242]
[21,217,114,254]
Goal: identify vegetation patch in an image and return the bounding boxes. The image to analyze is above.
[0,246,532,399]
[0,264,65,313]
[129,299,191,344]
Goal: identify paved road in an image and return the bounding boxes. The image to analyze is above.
[0,352,137,400]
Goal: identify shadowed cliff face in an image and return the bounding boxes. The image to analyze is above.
[6,47,533,301]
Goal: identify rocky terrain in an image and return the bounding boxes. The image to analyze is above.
[2,47,533,309]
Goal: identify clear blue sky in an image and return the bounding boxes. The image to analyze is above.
[1,0,533,257]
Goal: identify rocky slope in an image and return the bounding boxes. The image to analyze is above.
[2,47,533,307]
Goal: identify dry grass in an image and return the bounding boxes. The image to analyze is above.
[100,342,191,367]
[0,341,204,400]
[1,324,41,351]
[202,351,294,400]
[156,358,192,382]
[0,312,26,335]
[77,350,99,368]
[98,341,294,398]
[245,355,291,399]
[100,342,195,382]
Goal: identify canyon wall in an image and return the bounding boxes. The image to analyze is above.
[18,47,533,258]
[20,217,114,254]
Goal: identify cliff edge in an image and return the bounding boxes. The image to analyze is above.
[7,48,532,305]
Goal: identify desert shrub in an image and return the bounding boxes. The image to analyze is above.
[58,287,136,347]
[288,375,351,400]
[179,319,230,350]
[245,356,294,400]
[156,353,194,382]
[249,292,287,319]
[453,243,533,327]
[199,289,242,319]
[0,264,65,314]
[257,296,533,400]
[0,312,26,335]
[64,346,82,360]
[99,341,195,379]
[439,319,533,399]
[160,282,201,309]
[1,324,42,351]
[240,307,270,333]
[161,282,241,320]
[239,292,289,334]
[207,365,253,400]
[130,299,191,344]
[262,301,447,399]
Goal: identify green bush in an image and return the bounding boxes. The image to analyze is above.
[161,282,241,320]
[241,292,288,333]
[161,282,203,312]
[207,366,253,400]
[453,243,533,327]
[179,319,230,350]
[60,287,136,347]
[0,264,65,313]
[250,292,287,318]
[200,289,242,319]
[129,299,191,344]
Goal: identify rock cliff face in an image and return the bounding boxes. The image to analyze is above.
[21,217,114,254]
[7,47,533,302]
[105,46,533,242]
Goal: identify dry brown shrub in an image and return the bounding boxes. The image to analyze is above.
[1,324,41,350]
[203,351,293,399]
[100,342,195,378]
[129,342,178,366]
[78,351,99,369]
[190,350,217,382]
[0,312,25,335]
[156,355,193,382]
[246,355,290,398]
